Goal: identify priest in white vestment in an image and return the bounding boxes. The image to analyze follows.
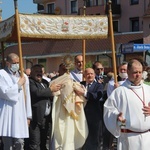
[0,53,32,150]
[50,55,88,150]
[104,59,150,150]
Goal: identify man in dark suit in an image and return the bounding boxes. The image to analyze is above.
[28,64,61,150]
[92,61,109,88]
[75,68,103,150]
[92,61,110,149]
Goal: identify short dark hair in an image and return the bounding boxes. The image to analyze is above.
[127,58,143,70]
[39,64,44,68]
[120,61,128,66]
[92,61,103,69]
[31,64,43,71]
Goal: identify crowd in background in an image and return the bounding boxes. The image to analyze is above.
[0,53,150,150]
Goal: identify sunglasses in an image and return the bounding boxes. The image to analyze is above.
[96,68,103,71]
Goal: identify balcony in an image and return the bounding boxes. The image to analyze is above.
[79,4,121,16]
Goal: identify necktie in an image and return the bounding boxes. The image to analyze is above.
[99,76,103,79]
[87,83,91,91]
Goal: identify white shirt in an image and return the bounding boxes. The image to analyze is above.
[42,75,51,82]
[107,78,126,97]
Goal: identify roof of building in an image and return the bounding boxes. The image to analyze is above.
[4,32,143,58]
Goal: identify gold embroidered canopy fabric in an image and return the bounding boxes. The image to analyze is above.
[0,14,108,42]
[0,16,15,42]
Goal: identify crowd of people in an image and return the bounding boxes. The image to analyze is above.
[0,53,150,150]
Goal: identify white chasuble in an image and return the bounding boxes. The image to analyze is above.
[50,73,88,150]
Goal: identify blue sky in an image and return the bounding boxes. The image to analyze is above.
[1,0,37,20]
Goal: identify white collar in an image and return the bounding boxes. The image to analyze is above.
[125,79,143,89]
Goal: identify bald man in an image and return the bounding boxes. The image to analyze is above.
[0,53,32,150]
[75,68,103,150]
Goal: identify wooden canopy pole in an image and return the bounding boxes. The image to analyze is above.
[82,0,86,80]
[108,0,118,83]
[14,0,24,77]
[14,0,26,101]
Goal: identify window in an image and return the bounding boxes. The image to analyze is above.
[130,17,139,32]
[47,3,55,14]
[112,0,117,4]
[86,0,93,7]
[38,4,44,13]
[71,0,77,13]
[130,0,139,5]
[38,59,46,71]
[113,20,119,32]
[104,0,107,5]
[95,0,102,6]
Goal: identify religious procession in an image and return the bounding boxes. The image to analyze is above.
[1,0,150,150]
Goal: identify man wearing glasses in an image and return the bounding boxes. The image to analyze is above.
[92,61,108,86]
[92,61,109,149]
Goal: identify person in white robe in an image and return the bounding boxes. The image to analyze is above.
[107,62,128,97]
[50,72,88,150]
[104,58,150,150]
[0,53,32,150]
[50,55,88,150]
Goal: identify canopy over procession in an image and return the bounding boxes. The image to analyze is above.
[0,14,108,42]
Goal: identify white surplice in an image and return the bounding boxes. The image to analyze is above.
[107,78,126,97]
[0,69,32,138]
[104,79,150,150]
[50,73,88,150]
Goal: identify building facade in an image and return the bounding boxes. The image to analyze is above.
[34,0,149,33]
[4,0,150,73]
